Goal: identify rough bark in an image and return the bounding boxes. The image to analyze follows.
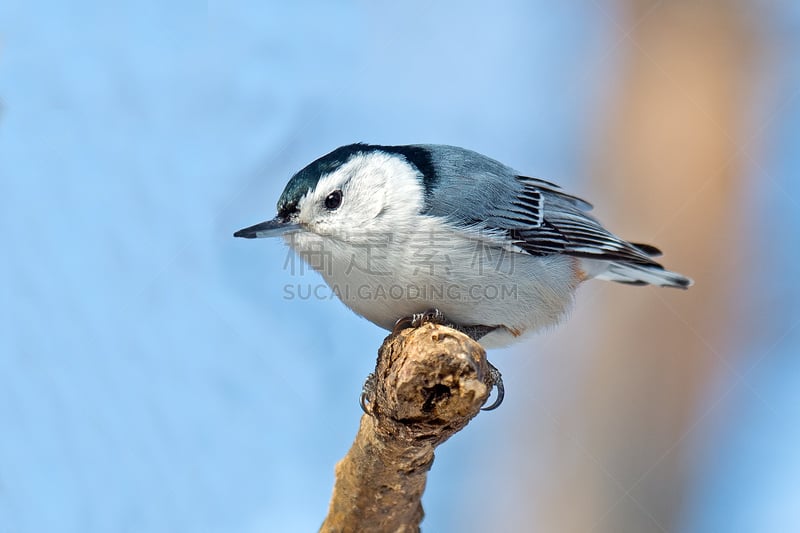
[320,324,491,533]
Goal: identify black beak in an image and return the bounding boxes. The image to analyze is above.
[233,217,300,239]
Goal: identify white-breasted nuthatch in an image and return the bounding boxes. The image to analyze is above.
[235,144,692,408]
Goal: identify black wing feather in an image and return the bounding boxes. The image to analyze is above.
[501,177,662,266]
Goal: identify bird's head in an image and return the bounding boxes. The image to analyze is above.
[234,144,435,244]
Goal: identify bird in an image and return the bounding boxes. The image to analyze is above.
[234,143,692,409]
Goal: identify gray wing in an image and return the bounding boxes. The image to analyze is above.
[506,176,661,264]
[419,145,661,265]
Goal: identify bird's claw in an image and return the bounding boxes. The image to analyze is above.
[360,372,376,415]
[391,316,413,336]
[392,308,448,336]
[481,362,504,411]
[412,308,447,327]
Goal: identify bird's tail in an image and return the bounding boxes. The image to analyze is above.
[591,260,693,289]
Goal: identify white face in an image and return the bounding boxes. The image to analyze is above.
[292,151,426,243]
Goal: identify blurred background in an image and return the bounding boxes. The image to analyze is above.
[1,1,798,531]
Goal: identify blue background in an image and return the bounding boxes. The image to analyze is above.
[1,1,798,532]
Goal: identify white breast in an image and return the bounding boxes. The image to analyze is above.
[286,216,579,348]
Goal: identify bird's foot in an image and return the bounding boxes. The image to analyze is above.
[359,372,376,415]
[481,361,504,411]
[393,309,499,341]
[391,308,448,335]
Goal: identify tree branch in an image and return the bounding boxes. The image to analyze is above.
[320,323,491,533]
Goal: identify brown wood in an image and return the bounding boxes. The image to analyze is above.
[320,324,491,533]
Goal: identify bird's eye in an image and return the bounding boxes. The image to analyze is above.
[324,190,343,210]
